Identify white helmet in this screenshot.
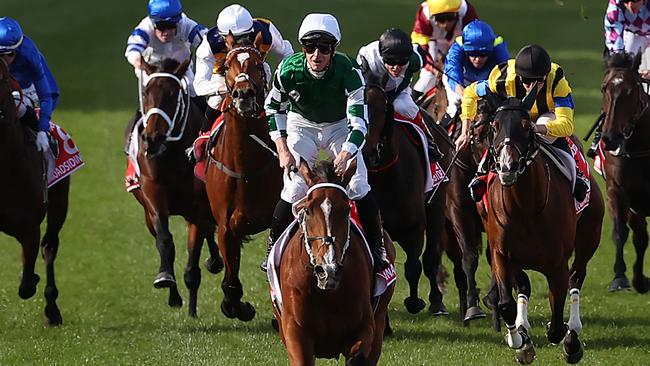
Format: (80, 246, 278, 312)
(298, 13, 341, 46)
(217, 4, 254, 36)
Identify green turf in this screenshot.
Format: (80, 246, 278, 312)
(1, 0, 649, 365)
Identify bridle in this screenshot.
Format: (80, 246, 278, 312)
(294, 183, 351, 268)
(603, 67, 650, 146)
(141, 72, 190, 142)
(489, 103, 539, 179)
(222, 46, 266, 117)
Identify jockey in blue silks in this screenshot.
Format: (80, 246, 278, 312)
(441, 19, 509, 126)
(0, 16, 59, 152)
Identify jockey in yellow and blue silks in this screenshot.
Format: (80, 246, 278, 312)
(0, 17, 59, 153)
(441, 20, 509, 125)
(457, 45, 589, 202)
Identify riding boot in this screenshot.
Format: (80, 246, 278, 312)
(190, 96, 208, 115)
(586, 130, 601, 159)
(19, 106, 39, 131)
(412, 90, 424, 104)
(204, 106, 221, 132)
(469, 152, 490, 203)
(574, 169, 590, 202)
(261, 199, 293, 272)
(355, 194, 390, 273)
(438, 112, 453, 129)
(414, 113, 443, 162)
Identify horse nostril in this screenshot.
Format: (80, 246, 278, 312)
(232, 90, 240, 99)
(314, 265, 326, 278)
(245, 89, 255, 99)
(511, 161, 519, 172)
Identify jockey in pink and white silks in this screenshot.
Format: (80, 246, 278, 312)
(0, 17, 59, 153)
(605, 0, 650, 59)
(261, 14, 389, 273)
(193, 4, 293, 124)
(124, 0, 206, 101)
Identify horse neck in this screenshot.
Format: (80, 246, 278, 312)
(0, 120, 25, 165)
(492, 156, 548, 217)
(218, 109, 269, 158)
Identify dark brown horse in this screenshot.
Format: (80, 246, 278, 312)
(484, 95, 604, 364)
(0, 58, 70, 325)
(600, 51, 650, 293)
(274, 159, 395, 366)
(204, 34, 282, 321)
(364, 83, 450, 316)
(128, 58, 222, 317)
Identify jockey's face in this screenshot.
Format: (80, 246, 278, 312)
(303, 42, 334, 73)
(623, 0, 644, 13)
(0, 51, 16, 65)
(154, 22, 177, 43)
(519, 75, 546, 93)
(384, 63, 406, 78)
(433, 12, 459, 32)
(468, 54, 489, 69)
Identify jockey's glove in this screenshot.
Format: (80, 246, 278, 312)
(35, 131, 50, 152)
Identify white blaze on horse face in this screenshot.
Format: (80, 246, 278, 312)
(237, 52, 250, 67)
(320, 198, 336, 265)
(499, 138, 515, 172)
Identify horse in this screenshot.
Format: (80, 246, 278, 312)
(363, 82, 450, 316)
(127, 57, 223, 317)
(600, 51, 650, 293)
(274, 159, 395, 366)
(204, 33, 282, 321)
(484, 94, 604, 364)
(0, 58, 70, 325)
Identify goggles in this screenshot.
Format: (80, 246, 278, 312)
(303, 42, 333, 55)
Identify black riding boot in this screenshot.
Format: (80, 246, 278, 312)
(469, 153, 491, 202)
(412, 90, 424, 104)
(261, 199, 293, 272)
(586, 130, 601, 159)
(355, 194, 389, 273)
(204, 106, 221, 132)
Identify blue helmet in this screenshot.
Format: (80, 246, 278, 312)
(0, 17, 24, 54)
(148, 0, 183, 24)
(462, 20, 496, 54)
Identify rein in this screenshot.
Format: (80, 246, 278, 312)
(141, 72, 190, 142)
(489, 106, 539, 178)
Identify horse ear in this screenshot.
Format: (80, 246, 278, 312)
(225, 32, 236, 50)
(633, 51, 643, 71)
(298, 158, 317, 187)
(176, 59, 190, 78)
(602, 47, 611, 67)
(521, 85, 537, 111)
(485, 89, 503, 111)
(341, 158, 357, 187)
(253, 31, 263, 51)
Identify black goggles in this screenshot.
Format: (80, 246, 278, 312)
(383, 57, 409, 66)
(467, 51, 489, 57)
(434, 12, 458, 23)
(303, 42, 333, 55)
(622, 0, 642, 3)
(519, 76, 545, 85)
(0, 51, 16, 57)
(155, 21, 178, 31)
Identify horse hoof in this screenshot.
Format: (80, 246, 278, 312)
(547, 322, 569, 345)
(220, 301, 238, 319)
(429, 302, 449, 317)
(562, 330, 584, 364)
(236, 302, 256, 321)
(482, 293, 495, 311)
(404, 297, 426, 314)
(632, 275, 650, 294)
(384, 322, 394, 337)
(44, 307, 63, 326)
(18, 273, 40, 299)
(271, 318, 279, 333)
(608, 276, 631, 292)
(464, 306, 487, 322)
(168, 293, 183, 308)
(515, 335, 536, 365)
(204, 256, 224, 274)
(153, 272, 175, 289)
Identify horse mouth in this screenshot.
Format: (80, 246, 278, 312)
(314, 264, 342, 290)
(498, 172, 518, 186)
(233, 97, 258, 117)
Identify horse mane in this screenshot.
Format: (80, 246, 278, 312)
(311, 160, 342, 186)
(605, 52, 635, 70)
(159, 58, 181, 73)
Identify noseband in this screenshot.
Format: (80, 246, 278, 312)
(141, 72, 190, 142)
(295, 183, 351, 268)
(223, 46, 266, 117)
(490, 104, 539, 177)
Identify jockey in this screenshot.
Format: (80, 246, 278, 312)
(457, 45, 590, 202)
(124, 0, 206, 108)
(356, 28, 441, 161)
(262, 13, 389, 273)
(0, 17, 58, 153)
(194, 4, 294, 125)
(410, 0, 479, 102)
(587, 0, 650, 156)
(441, 20, 509, 126)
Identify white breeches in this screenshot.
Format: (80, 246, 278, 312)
(624, 30, 650, 55)
(205, 62, 272, 110)
(393, 87, 419, 120)
(443, 75, 462, 117)
(413, 68, 438, 94)
(281, 115, 371, 203)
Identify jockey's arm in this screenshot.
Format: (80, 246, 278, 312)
(193, 39, 222, 97)
(267, 22, 294, 60)
(125, 19, 152, 68)
(342, 66, 368, 156)
(265, 64, 293, 169)
(541, 75, 575, 138)
(33, 75, 54, 131)
(178, 16, 207, 49)
(444, 42, 465, 93)
(411, 5, 432, 55)
(460, 81, 480, 130)
(604, 1, 626, 53)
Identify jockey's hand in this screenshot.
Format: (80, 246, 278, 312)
(334, 150, 353, 176)
(640, 69, 650, 79)
(35, 131, 50, 152)
(275, 138, 296, 175)
(455, 131, 470, 151)
(133, 54, 143, 70)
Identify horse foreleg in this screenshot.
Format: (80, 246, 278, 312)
(451, 208, 484, 323)
(283, 321, 315, 366)
(184, 222, 203, 317)
(443, 221, 468, 322)
(514, 271, 531, 333)
(628, 211, 650, 294)
(204, 224, 223, 274)
(608, 193, 631, 291)
(546, 265, 569, 345)
(423, 210, 449, 317)
(492, 251, 521, 348)
(40, 177, 69, 326)
(218, 226, 255, 321)
(151, 212, 182, 308)
(401, 233, 425, 314)
(17, 228, 41, 300)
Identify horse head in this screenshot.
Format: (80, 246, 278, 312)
(293, 158, 356, 290)
(140, 58, 191, 158)
(0, 58, 17, 126)
(490, 91, 538, 185)
(601, 51, 648, 155)
(223, 32, 266, 118)
(363, 83, 393, 168)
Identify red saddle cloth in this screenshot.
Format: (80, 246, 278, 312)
(48, 122, 84, 188)
(192, 114, 226, 182)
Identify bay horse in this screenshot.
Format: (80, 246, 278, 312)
(600, 51, 650, 293)
(204, 33, 282, 321)
(274, 159, 395, 366)
(0, 58, 70, 325)
(363, 82, 450, 316)
(485, 94, 604, 364)
(128, 57, 222, 317)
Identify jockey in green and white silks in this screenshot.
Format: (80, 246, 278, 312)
(261, 13, 389, 273)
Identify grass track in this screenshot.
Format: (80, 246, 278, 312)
(1, 0, 649, 365)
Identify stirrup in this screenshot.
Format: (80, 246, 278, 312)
(185, 146, 196, 164)
(427, 141, 443, 162)
(469, 175, 487, 203)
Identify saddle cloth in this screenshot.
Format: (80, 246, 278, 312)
(267, 215, 397, 314)
(46, 122, 84, 188)
(192, 114, 226, 182)
(593, 141, 607, 179)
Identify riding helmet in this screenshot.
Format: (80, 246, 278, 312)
(515, 45, 551, 79)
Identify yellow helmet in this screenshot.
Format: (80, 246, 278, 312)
(427, 0, 461, 16)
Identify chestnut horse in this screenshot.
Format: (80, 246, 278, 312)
(204, 34, 282, 321)
(485, 95, 604, 364)
(0, 58, 70, 325)
(364, 83, 449, 316)
(600, 51, 650, 293)
(129, 58, 222, 317)
(274, 159, 395, 366)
